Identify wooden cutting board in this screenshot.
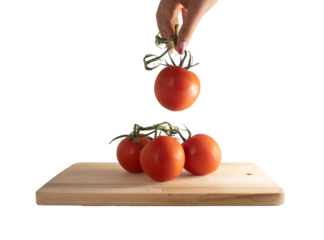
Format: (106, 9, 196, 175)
(36, 162, 284, 206)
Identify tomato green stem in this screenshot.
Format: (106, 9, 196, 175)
(174, 24, 179, 45)
(167, 54, 178, 65)
(139, 126, 154, 131)
(133, 124, 138, 138)
(155, 29, 171, 49)
(168, 126, 187, 142)
(146, 42, 174, 65)
(178, 122, 193, 138)
(107, 134, 128, 145)
(144, 24, 199, 71)
(188, 51, 192, 66)
(109, 121, 192, 154)
(186, 62, 201, 70)
(179, 50, 188, 67)
(139, 130, 156, 139)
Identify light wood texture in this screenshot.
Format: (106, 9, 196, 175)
(36, 162, 284, 206)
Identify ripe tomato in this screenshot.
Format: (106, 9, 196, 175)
(140, 136, 185, 181)
(154, 66, 200, 111)
(182, 134, 221, 175)
(117, 137, 150, 173)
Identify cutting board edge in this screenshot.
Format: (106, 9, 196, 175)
(35, 162, 285, 206)
(36, 190, 285, 206)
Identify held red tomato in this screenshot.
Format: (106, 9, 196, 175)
(154, 66, 200, 111)
(140, 136, 185, 181)
(182, 134, 221, 175)
(117, 137, 150, 173)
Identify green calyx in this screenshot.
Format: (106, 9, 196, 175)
(109, 121, 192, 153)
(144, 24, 199, 71)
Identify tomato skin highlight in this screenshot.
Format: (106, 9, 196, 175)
(182, 134, 221, 175)
(117, 137, 150, 173)
(140, 136, 185, 181)
(154, 66, 200, 111)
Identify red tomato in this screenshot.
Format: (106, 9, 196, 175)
(154, 66, 200, 111)
(117, 137, 150, 173)
(140, 136, 185, 181)
(182, 134, 221, 175)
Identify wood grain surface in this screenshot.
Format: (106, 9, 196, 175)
(36, 162, 284, 206)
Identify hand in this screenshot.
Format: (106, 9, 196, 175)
(156, 0, 218, 54)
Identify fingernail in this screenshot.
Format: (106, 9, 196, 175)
(177, 41, 187, 55)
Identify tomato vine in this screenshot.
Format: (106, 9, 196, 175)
(143, 24, 199, 71)
(110, 121, 192, 152)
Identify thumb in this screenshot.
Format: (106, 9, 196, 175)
(176, 8, 204, 55)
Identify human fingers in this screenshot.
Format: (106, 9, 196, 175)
(181, 8, 187, 22)
(155, 0, 181, 54)
(156, 1, 174, 53)
(156, 1, 163, 37)
(175, 0, 219, 55)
